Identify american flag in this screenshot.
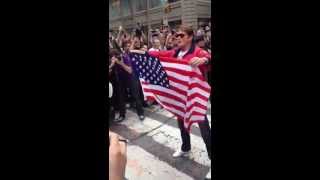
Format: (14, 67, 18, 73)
(130, 52, 211, 131)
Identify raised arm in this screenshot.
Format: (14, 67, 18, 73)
(113, 56, 133, 74)
(141, 30, 147, 44)
(197, 48, 211, 61)
(148, 49, 175, 59)
(189, 48, 212, 73)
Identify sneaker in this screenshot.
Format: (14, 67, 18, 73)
(114, 115, 125, 123)
(205, 168, 211, 179)
(139, 115, 145, 121)
(172, 150, 191, 158)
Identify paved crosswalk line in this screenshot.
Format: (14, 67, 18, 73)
(125, 145, 194, 180)
(148, 123, 211, 167)
(121, 109, 211, 167)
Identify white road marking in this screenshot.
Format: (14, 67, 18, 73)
(125, 145, 194, 180)
(120, 108, 211, 167)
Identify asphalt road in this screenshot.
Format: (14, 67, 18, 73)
(110, 104, 212, 180)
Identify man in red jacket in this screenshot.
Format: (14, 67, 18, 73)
(148, 24, 212, 179)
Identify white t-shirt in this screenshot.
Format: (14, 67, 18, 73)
(177, 49, 188, 59)
(149, 48, 160, 52)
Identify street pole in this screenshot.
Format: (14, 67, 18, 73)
(119, 0, 123, 27)
(147, 0, 151, 48)
(163, 0, 170, 26)
(128, 0, 134, 23)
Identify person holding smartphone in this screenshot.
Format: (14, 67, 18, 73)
(113, 40, 145, 122)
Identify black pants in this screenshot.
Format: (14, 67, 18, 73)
(178, 116, 212, 160)
(118, 75, 144, 116)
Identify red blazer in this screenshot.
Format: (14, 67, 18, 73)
(148, 44, 211, 77)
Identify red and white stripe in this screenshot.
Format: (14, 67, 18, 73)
(140, 57, 211, 131)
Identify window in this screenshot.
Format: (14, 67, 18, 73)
(150, 0, 165, 8)
(168, 0, 180, 3)
(136, 0, 147, 11)
(109, 0, 120, 17)
(168, 20, 182, 29)
(120, 0, 130, 16)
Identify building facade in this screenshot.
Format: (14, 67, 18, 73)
(109, 0, 211, 31)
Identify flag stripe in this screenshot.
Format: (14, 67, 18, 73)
(188, 115, 206, 121)
(131, 53, 211, 131)
(187, 97, 209, 109)
(142, 88, 186, 105)
(158, 57, 190, 65)
(167, 76, 189, 87)
(166, 70, 190, 82)
(190, 78, 211, 89)
(143, 92, 185, 119)
(186, 101, 207, 113)
(185, 106, 207, 118)
(188, 90, 210, 101)
(185, 111, 205, 118)
(141, 82, 187, 101)
(164, 67, 205, 81)
(168, 79, 189, 91)
(169, 85, 188, 97)
(154, 95, 186, 111)
(161, 102, 185, 115)
(161, 62, 193, 72)
(189, 82, 211, 92)
(142, 79, 188, 96)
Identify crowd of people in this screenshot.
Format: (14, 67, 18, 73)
(108, 22, 213, 179)
(108, 22, 212, 123)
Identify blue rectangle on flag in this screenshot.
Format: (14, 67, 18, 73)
(130, 52, 170, 88)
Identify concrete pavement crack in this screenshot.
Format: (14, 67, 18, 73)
(128, 108, 175, 144)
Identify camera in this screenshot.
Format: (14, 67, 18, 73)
(135, 22, 143, 37)
(135, 29, 142, 37)
(171, 29, 176, 35)
(152, 33, 159, 38)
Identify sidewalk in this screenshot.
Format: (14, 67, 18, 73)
(110, 104, 212, 180)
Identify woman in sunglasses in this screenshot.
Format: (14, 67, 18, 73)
(148, 24, 212, 179)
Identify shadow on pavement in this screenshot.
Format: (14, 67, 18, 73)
(112, 125, 209, 180)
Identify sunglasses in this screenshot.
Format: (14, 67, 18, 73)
(175, 33, 186, 38)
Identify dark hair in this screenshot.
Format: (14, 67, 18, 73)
(122, 41, 130, 49)
(178, 24, 194, 37)
(152, 33, 159, 38)
(173, 25, 197, 58)
(109, 49, 120, 58)
(195, 35, 205, 43)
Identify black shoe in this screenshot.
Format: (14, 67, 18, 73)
(114, 115, 125, 123)
(139, 115, 145, 121)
